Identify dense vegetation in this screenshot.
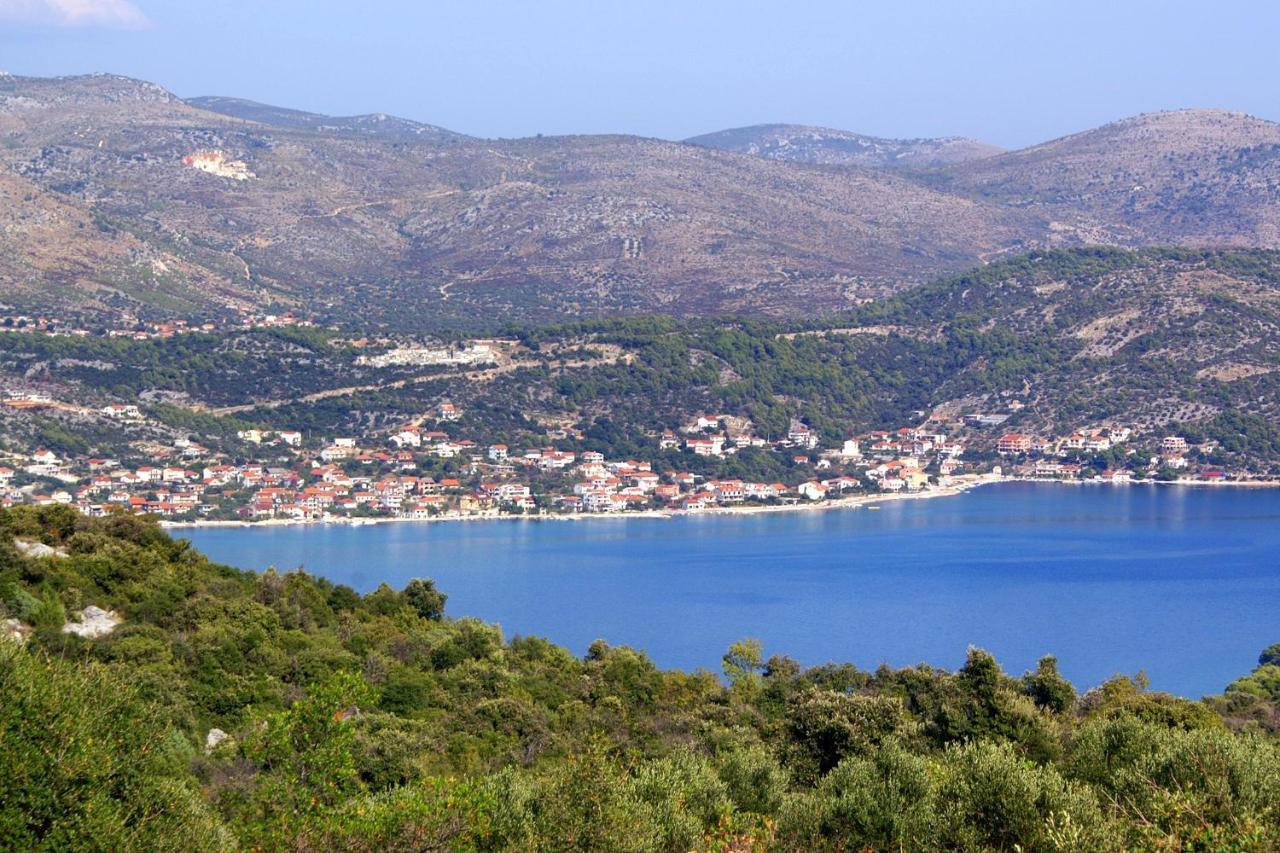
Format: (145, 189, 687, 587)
(2, 505, 1279, 850)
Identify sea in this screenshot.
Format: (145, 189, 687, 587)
(185, 482, 1280, 697)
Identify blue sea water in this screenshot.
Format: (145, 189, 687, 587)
(184, 482, 1280, 697)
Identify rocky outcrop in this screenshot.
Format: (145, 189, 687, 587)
(2, 618, 28, 644)
(62, 605, 121, 639)
(14, 539, 68, 559)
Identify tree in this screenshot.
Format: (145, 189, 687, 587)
(785, 688, 914, 781)
(937, 740, 1112, 850)
(1022, 655, 1077, 713)
(403, 577, 447, 621)
(776, 741, 935, 849)
(722, 638, 764, 690)
(242, 672, 375, 847)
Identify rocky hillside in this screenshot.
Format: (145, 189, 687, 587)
(934, 109, 1280, 247)
(0, 74, 1037, 327)
(685, 123, 1003, 169)
(3, 75, 1280, 330)
(184, 96, 470, 143)
(7, 248, 1276, 471)
(873, 247, 1280, 438)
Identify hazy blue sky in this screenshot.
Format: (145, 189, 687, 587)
(2, 0, 1276, 146)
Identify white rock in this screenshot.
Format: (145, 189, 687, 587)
(62, 605, 121, 639)
(205, 728, 229, 751)
(14, 540, 68, 559)
(2, 618, 28, 644)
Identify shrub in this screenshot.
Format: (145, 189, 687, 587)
(776, 740, 936, 850)
(0, 644, 231, 851)
(936, 739, 1116, 851)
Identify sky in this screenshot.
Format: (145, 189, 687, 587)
(1, 0, 1277, 147)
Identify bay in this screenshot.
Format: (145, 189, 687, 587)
(185, 482, 1280, 697)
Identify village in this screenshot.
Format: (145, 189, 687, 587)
(0, 389, 1248, 524)
(993, 427, 1230, 483)
(0, 309, 314, 341)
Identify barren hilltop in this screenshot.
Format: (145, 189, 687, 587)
(685, 123, 1004, 169)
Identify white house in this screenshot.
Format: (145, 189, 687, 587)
(390, 428, 422, 448)
(685, 435, 726, 457)
(798, 481, 829, 501)
(788, 419, 818, 449)
(102, 404, 143, 420)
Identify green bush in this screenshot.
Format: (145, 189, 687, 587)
(1066, 714, 1280, 847)
(0, 644, 231, 851)
(936, 739, 1116, 851)
(776, 740, 936, 850)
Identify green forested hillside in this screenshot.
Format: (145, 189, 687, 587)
(2, 506, 1279, 850)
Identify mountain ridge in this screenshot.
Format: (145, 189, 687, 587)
(685, 123, 1004, 169)
(934, 108, 1280, 246)
(3, 73, 1280, 329)
(184, 95, 470, 143)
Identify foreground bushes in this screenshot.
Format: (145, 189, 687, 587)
(0, 644, 231, 852)
(2, 505, 1280, 850)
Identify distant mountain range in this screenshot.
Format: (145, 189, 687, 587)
(685, 124, 1004, 170)
(2, 72, 1279, 329)
(185, 96, 469, 143)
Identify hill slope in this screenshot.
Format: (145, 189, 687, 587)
(185, 95, 470, 142)
(873, 247, 1280, 440)
(936, 109, 1280, 246)
(5, 248, 1277, 470)
(0, 74, 1038, 327)
(685, 123, 1003, 169)
(4, 77, 1280, 330)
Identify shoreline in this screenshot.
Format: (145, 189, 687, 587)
(161, 475, 1005, 530)
(159, 474, 1280, 532)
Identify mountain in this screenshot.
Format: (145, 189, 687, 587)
(185, 95, 469, 143)
(3, 75, 1280, 330)
(935, 109, 1280, 246)
(685, 123, 1003, 169)
(0, 74, 1037, 327)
